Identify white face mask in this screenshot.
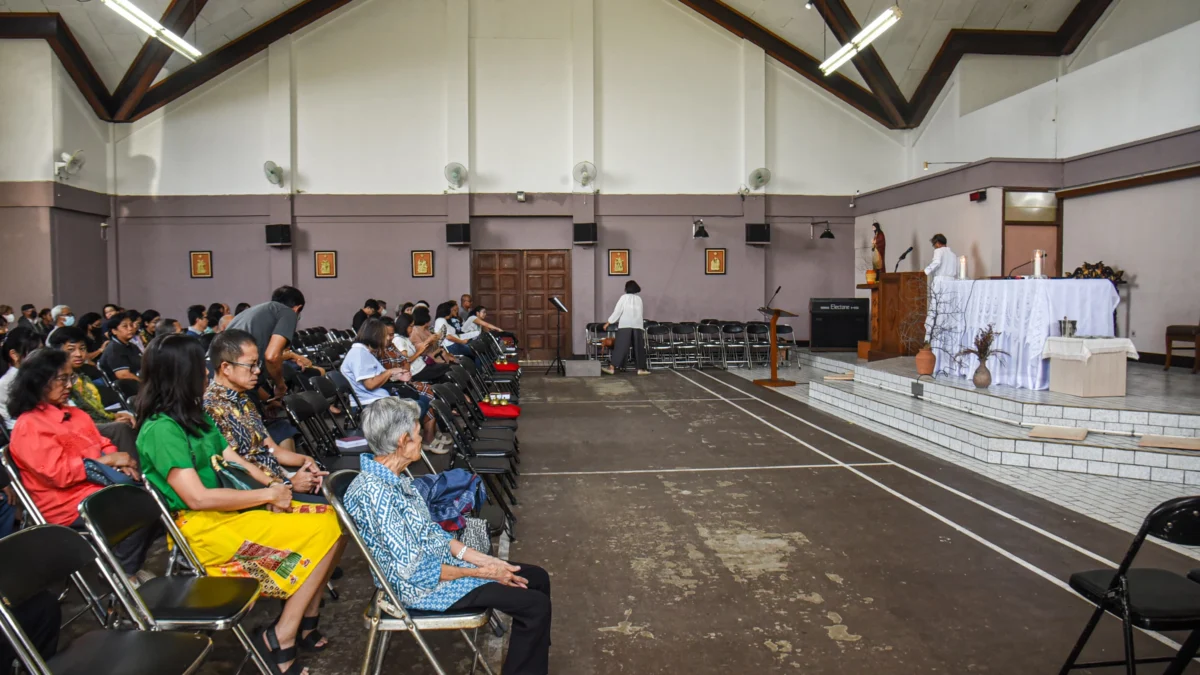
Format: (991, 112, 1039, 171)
(63, 315, 76, 327)
(2, 314, 12, 323)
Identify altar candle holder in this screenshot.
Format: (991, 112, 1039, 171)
(957, 255, 968, 280)
(1032, 249, 1046, 278)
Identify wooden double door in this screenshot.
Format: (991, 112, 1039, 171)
(472, 250, 571, 361)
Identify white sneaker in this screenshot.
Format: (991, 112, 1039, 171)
(424, 436, 452, 455)
(637, 369, 651, 375)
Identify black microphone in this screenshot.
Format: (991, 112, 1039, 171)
(1007, 260, 1034, 277)
(893, 246, 914, 273)
(766, 285, 782, 307)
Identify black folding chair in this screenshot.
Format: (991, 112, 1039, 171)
(1059, 496, 1200, 674)
(444, 368, 519, 435)
(0, 525, 213, 675)
(323, 471, 495, 675)
(328, 370, 365, 427)
(426, 400, 518, 537)
(77, 485, 271, 674)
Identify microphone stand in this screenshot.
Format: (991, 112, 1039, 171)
(893, 248, 913, 273)
(1007, 260, 1034, 277)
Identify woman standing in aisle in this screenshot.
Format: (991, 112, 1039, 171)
(602, 280, 649, 375)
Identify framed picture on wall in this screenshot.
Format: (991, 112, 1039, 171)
(412, 250, 434, 278)
(608, 249, 630, 276)
(705, 248, 726, 275)
(315, 251, 337, 278)
(189, 251, 212, 279)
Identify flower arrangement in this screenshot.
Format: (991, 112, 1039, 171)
(957, 324, 1010, 387)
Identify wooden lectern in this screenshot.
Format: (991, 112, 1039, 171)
(856, 272, 927, 361)
(753, 306, 798, 387)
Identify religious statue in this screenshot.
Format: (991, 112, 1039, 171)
(871, 222, 886, 273)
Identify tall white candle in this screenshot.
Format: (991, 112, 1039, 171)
(1033, 249, 1046, 278)
(957, 255, 967, 280)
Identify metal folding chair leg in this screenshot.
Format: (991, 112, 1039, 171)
(460, 626, 497, 675)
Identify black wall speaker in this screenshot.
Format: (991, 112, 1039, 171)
(573, 222, 597, 245)
(746, 223, 770, 245)
(446, 223, 471, 246)
(265, 224, 291, 247)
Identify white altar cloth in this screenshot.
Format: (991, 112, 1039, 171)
(931, 278, 1119, 390)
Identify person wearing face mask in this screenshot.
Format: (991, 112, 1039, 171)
(16, 305, 39, 333)
(78, 312, 106, 363)
(0, 306, 14, 335)
(0, 314, 8, 338)
(44, 305, 75, 346)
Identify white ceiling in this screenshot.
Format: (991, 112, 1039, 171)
(0, 0, 300, 91)
(721, 0, 1078, 97)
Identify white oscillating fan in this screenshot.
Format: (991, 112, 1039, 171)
(445, 162, 467, 189)
(263, 161, 284, 187)
(748, 167, 772, 190)
(573, 161, 597, 187)
(54, 150, 85, 180)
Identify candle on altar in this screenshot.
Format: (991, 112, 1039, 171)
(1032, 249, 1046, 278)
(957, 255, 968, 280)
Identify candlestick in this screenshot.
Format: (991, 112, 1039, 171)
(1032, 249, 1046, 278)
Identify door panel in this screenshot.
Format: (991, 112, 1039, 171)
(1003, 224, 1061, 277)
(51, 209, 108, 311)
(471, 248, 570, 361)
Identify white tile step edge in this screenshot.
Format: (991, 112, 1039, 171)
(809, 380, 1200, 486)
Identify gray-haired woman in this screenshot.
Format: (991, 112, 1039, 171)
(602, 279, 649, 375)
(343, 398, 554, 674)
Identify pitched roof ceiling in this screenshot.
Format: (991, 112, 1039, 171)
(0, 0, 1107, 126)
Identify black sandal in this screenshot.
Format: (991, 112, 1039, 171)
(298, 615, 328, 652)
(256, 622, 306, 675)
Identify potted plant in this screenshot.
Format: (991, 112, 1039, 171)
(957, 324, 1009, 388)
(899, 277, 961, 377)
(856, 244, 877, 284)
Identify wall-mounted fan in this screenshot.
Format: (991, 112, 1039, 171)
(263, 161, 285, 187)
(445, 162, 467, 189)
(54, 150, 85, 180)
(573, 161, 597, 187)
(748, 167, 772, 190)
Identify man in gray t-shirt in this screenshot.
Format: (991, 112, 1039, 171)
(225, 286, 305, 397)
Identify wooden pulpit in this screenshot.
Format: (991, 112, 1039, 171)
(856, 272, 927, 361)
(753, 306, 798, 387)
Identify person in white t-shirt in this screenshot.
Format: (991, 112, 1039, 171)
(393, 314, 451, 383)
(434, 301, 479, 366)
(459, 307, 502, 341)
(602, 280, 649, 375)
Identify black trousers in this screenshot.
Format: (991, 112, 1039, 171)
(610, 328, 647, 370)
(412, 363, 451, 383)
(447, 563, 551, 675)
(0, 591, 60, 674)
(97, 421, 138, 461)
(70, 519, 161, 576)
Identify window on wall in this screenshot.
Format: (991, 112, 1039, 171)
(1002, 190, 1062, 277)
(1003, 191, 1058, 223)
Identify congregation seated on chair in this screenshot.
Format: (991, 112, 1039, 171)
(343, 397, 552, 675)
(134, 333, 345, 675)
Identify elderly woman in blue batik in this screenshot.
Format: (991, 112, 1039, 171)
(344, 397, 553, 675)
(204, 330, 327, 499)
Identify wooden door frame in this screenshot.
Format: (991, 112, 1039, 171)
(1001, 188, 1063, 277)
(470, 248, 573, 360)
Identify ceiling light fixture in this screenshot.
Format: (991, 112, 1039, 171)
(810, 221, 835, 240)
(99, 0, 202, 62)
(819, 5, 901, 76)
(693, 219, 710, 239)
(923, 161, 970, 171)
(805, 1, 814, 8)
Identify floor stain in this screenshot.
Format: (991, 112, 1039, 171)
(825, 572, 845, 585)
(598, 609, 656, 640)
(825, 624, 863, 642)
(696, 524, 810, 582)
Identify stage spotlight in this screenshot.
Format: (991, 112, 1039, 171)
(693, 219, 710, 239)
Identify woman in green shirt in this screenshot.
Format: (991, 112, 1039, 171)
(135, 334, 344, 675)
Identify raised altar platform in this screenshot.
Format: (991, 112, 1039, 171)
(794, 350, 1200, 485)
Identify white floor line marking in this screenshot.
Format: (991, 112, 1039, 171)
(521, 397, 753, 404)
(524, 462, 892, 477)
(670, 370, 1187, 656)
(686, 369, 1121, 568)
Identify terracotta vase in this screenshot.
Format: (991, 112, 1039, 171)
(915, 347, 935, 376)
(865, 269, 878, 284)
(973, 363, 992, 388)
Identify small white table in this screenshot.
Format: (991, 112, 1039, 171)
(1041, 337, 1139, 397)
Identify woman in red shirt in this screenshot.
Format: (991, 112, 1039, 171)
(7, 348, 152, 576)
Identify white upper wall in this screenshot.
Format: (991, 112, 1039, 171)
(52, 61, 111, 195)
(914, 15, 1200, 173)
(0, 42, 54, 183)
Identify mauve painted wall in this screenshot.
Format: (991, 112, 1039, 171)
(0, 207, 54, 309)
(766, 221, 855, 341)
(118, 219, 274, 319)
(595, 217, 768, 324)
(294, 219, 453, 330)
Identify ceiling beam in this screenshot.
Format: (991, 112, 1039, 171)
(111, 0, 210, 122)
(130, 0, 356, 121)
(676, 0, 893, 128)
(907, 0, 1113, 128)
(0, 13, 114, 120)
(810, 0, 907, 128)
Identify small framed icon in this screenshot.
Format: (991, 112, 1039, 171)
(412, 250, 435, 278)
(315, 251, 337, 278)
(705, 248, 726, 275)
(190, 251, 212, 279)
(608, 249, 630, 276)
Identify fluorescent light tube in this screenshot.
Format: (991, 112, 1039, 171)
(820, 5, 901, 76)
(100, 0, 202, 62)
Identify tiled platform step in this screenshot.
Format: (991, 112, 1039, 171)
(809, 379, 1200, 486)
(794, 350, 1200, 438)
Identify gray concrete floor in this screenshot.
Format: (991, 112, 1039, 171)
(63, 370, 1200, 673)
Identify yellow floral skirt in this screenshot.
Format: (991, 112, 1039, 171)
(175, 503, 342, 599)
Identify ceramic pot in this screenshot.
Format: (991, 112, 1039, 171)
(865, 269, 878, 284)
(973, 363, 992, 388)
(915, 347, 935, 376)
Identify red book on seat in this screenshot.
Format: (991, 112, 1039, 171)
(494, 363, 519, 372)
(478, 402, 520, 419)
